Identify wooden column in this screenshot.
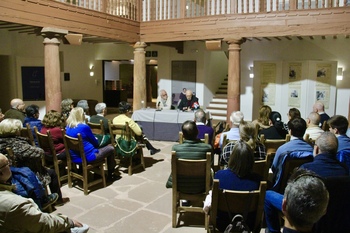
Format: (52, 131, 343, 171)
(133, 42, 147, 110)
(226, 38, 246, 123)
(43, 37, 62, 112)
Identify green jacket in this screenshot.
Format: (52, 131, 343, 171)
(166, 139, 212, 193)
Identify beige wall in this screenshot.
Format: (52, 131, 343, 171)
(0, 29, 349, 121)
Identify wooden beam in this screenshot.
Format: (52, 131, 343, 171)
(274, 37, 281, 41)
(285, 36, 292, 40)
(297, 36, 303, 40)
(263, 37, 271, 41)
(309, 36, 314, 39)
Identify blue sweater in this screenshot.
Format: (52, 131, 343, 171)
(65, 123, 99, 163)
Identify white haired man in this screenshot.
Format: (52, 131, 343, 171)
(90, 102, 109, 133)
(4, 98, 26, 123)
(156, 89, 172, 110)
(219, 111, 244, 148)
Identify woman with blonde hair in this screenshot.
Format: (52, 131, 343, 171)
(220, 120, 266, 165)
(252, 105, 272, 131)
(65, 107, 116, 180)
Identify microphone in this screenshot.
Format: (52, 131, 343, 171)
(157, 102, 162, 111)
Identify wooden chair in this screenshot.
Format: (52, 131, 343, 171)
(252, 153, 274, 181)
(34, 126, 67, 187)
(21, 123, 35, 146)
(179, 131, 209, 144)
(272, 154, 313, 194)
(304, 134, 316, 147)
(62, 129, 106, 195)
(5, 147, 54, 212)
(260, 134, 291, 154)
(321, 120, 329, 131)
(209, 179, 267, 233)
(172, 151, 211, 229)
(108, 121, 145, 176)
(87, 120, 105, 135)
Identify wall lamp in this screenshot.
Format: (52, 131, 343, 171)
(337, 67, 343, 80)
(249, 66, 254, 78)
(89, 65, 94, 77)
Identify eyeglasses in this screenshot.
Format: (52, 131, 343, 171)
(0, 160, 11, 170)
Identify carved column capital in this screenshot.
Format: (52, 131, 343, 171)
(226, 38, 246, 47)
(133, 42, 147, 50)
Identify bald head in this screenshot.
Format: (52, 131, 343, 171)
(185, 90, 193, 100)
(313, 101, 325, 113)
(10, 98, 25, 111)
(194, 109, 206, 123)
(159, 89, 168, 100)
(315, 131, 338, 155)
(307, 112, 321, 126)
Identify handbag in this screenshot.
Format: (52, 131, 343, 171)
(115, 128, 138, 158)
(224, 214, 250, 233)
(94, 134, 111, 148)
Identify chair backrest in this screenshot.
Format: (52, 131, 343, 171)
(210, 179, 267, 232)
(272, 152, 314, 194)
(108, 121, 132, 147)
(5, 147, 16, 166)
(222, 134, 228, 148)
(179, 131, 209, 144)
(252, 153, 274, 181)
(21, 123, 35, 146)
(322, 120, 329, 131)
(172, 151, 211, 194)
(314, 176, 350, 232)
(260, 134, 290, 154)
(34, 126, 57, 166)
(87, 120, 105, 135)
(62, 129, 87, 167)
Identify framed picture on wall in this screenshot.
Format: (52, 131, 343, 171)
(21, 66, 45, 101)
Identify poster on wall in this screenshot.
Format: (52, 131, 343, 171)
(21, 66, 45, 101)
(315, 63, 332, 108)
(288, 62, 302, 108)
(260, 63, 276, 105)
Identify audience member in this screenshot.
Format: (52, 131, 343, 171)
(284, 108, 301, 131)
(265, 132, 348, 233)
(304, 112, 324, 140)
(194, 109, 214, 143)
(327, 115, 350, 152)
(61, 98, 74, 119)
(313, 101, 330, 127)
(0, 119, 69, 206)
(156, 89, 172, 110)
(178, 89, 200, 111)
(166, 120, 212, 189)
(271, 118, 313, 185)
(66, 107, 116, 180)
(76, 100, 90, 121)
(219, 111, 244, 148)
(282, 170, 329, 233)
(0, 153, 89, 232)
(221, 121, 266, 165)
(23, 104, 42, 145)
(252, 105, 272, 131)
(89, 102, 109, 133)
(112, 101, 160, 155)
(4, 98, 26, 123)
(40, 110, 66, 160)
(178, 88, 187, 102)
(205, 141, 262, 232)
(259, 111, 287, 140)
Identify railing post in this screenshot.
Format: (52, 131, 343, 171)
(289, 0, 297, 10)
(258, 0, 266, 12)
(231, 0, 238, 13)
(180, 0, 186, 18)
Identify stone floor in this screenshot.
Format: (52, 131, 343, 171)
(53, 140, 266, 233)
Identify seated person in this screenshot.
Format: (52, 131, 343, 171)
(156, 89, 172, 110)
(304, 112, 324, 140)
(284, 108, 301, 131)
(313, 101, 330, 127)
(166, 120, 212, 189)
(259, 111, 287, 140)
(112, 101, 160, 155)
(0, 153, 89, 232)
(77, 100, 90, 121)
(221, 121, 266, 165)
(40, 110, 66, 160)
(194, 109, 214, 144)
(23, 104, 42, 145)
(271, 118, 313, 187)
(61, 98, 74, 119)
(0, 119, 69, 206)
(282, 169, 329, 233)
(205, 141, 262, 232)
(219, 111, 244, 148)
(4, 98, 26, 123)
(65, 107, 116, 180)
(177, 89, 200, 111)
(89, 102, 109, 133)
(252, 105, 272, 131)
(327, 115, 350, 152)
(265, 132, 348, 233)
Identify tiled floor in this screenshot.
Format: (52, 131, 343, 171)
(54, 140, 266, 233)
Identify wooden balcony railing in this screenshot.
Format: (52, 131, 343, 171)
(55, 0, 349, 21)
